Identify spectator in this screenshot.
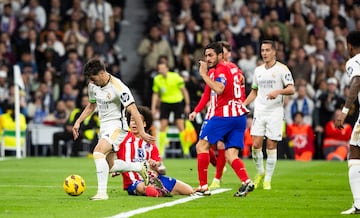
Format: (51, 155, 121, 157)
(323, 109, 352, 161)
(313, 77, 345, 159)
(138, 25, 174, 74)
(87, 0, 114, 37)
(0, 3, 17, 36)
(285, 83, 315, 126)
(286, 112, 315, 161)
(43, 99, 68, 126)
(0, 70, 9, 109)
(20, 0, 47, 30)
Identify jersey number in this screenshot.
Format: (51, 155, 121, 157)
(233, 75, 242, 98)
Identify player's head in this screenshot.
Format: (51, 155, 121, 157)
(157, 62, 169, 76)
(204, 42, 223, 68)
(346, 30, 360, 57)
(83, 58, 108, 86)
(260, 40, 276, 63)
(218, 41, 231, 61)
(126, 105, 153, 134)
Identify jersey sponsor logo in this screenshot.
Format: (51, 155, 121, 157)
(121, 92, 130, 102)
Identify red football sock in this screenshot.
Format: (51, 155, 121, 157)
(209, 147, 217, 167)
(197, 153, 210, 186)
(231, 158, 249, 183)
(145, 186, 160, 197)
(215, 149, 226, 180)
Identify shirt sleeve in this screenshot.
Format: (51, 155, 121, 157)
(194, 85, 211, 113)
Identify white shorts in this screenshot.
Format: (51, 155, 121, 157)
(350, 117, 360, 146)
(99, 121, 128, 152)
(250, 111, 284, 141)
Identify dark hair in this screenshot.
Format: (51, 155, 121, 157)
(261, 40, 277, 50)
(347, 30, 360, 48)
(126, 105, 153, 132)
(83, 58, 106, 77)
(292, 111, 304, 120)
(219, 41, 231, 52)
(204, 42, 223, 55)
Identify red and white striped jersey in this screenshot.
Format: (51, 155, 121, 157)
(116, 131, 161, 190)
(213, 62, 249, 117)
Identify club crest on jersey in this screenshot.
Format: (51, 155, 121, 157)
(106, 92, 111, 100)
(121, 92, 130, 102)
(137, 149, 145, 159)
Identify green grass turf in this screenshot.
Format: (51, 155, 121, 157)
(0, 157, 351, 218)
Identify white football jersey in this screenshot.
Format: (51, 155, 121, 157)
(252, 61, 294, 112)
(345, 53, 360, 103)
(88, 75, 135, 130)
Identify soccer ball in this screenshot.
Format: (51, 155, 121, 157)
(63, 175, 86, 196)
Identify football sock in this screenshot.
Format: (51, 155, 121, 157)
(215, 149, 226, 180)
(109, 159, 142, 172)
(348, 160, 360, 209)
(209, 147, 217, 167)
(179, 130, 191, 156)
(93, 152, 108, 194)
(159, 131, 167, 157)
(231, 158, 249, 183)
(197, 152, 210, 186)
(265, 149, 277, 182)
(252, 148, 264, 175)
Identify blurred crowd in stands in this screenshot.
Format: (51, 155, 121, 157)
(0, 0, 359, 159)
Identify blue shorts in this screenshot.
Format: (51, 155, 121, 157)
(127, 175, 177, 195)
(159, 175, 177, 192)
(199, 116, 246, 149)
(127, 180, 142, 195)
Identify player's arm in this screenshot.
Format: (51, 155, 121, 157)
(73, 102, 96, 140)
(336, 76, 360, 129)
(243, 88, 257, 107)
(199, 60, 224, 94)
(189, 85, 211, 121)
(151, 92, 160, 116)
(127, 103, 155, 144)
(267, 84, 295, 100)
(180, 86, 191, 114)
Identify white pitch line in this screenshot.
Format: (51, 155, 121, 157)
(110, 188, 231, 218)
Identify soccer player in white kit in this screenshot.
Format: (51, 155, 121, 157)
(335, 30, 360, 214)
(72, 59, 155, 200)
(243, 40, 295, 190)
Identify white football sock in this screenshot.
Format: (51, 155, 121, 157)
(348, 160, 360, 209)
(93, 152, 109, 195)
(109, 159, 142, 172)
(252, 148, 264, 175)
(264, 149, 277, 182)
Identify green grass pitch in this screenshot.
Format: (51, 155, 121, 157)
(0, 157, 351, 218)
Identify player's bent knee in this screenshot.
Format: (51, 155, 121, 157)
(93, 151, 106, 159)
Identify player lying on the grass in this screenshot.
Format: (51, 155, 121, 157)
(111, 105, 194, 197)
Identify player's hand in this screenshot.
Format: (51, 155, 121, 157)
(141, 132, 156, 144)
(198, 60, 207, 77)
(266, 90, 279, 100)
(335, 112, 347, 129)
(184, 105, 191, 115)
(72, 122, 80, 140)
(188, 111, 197, 121)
